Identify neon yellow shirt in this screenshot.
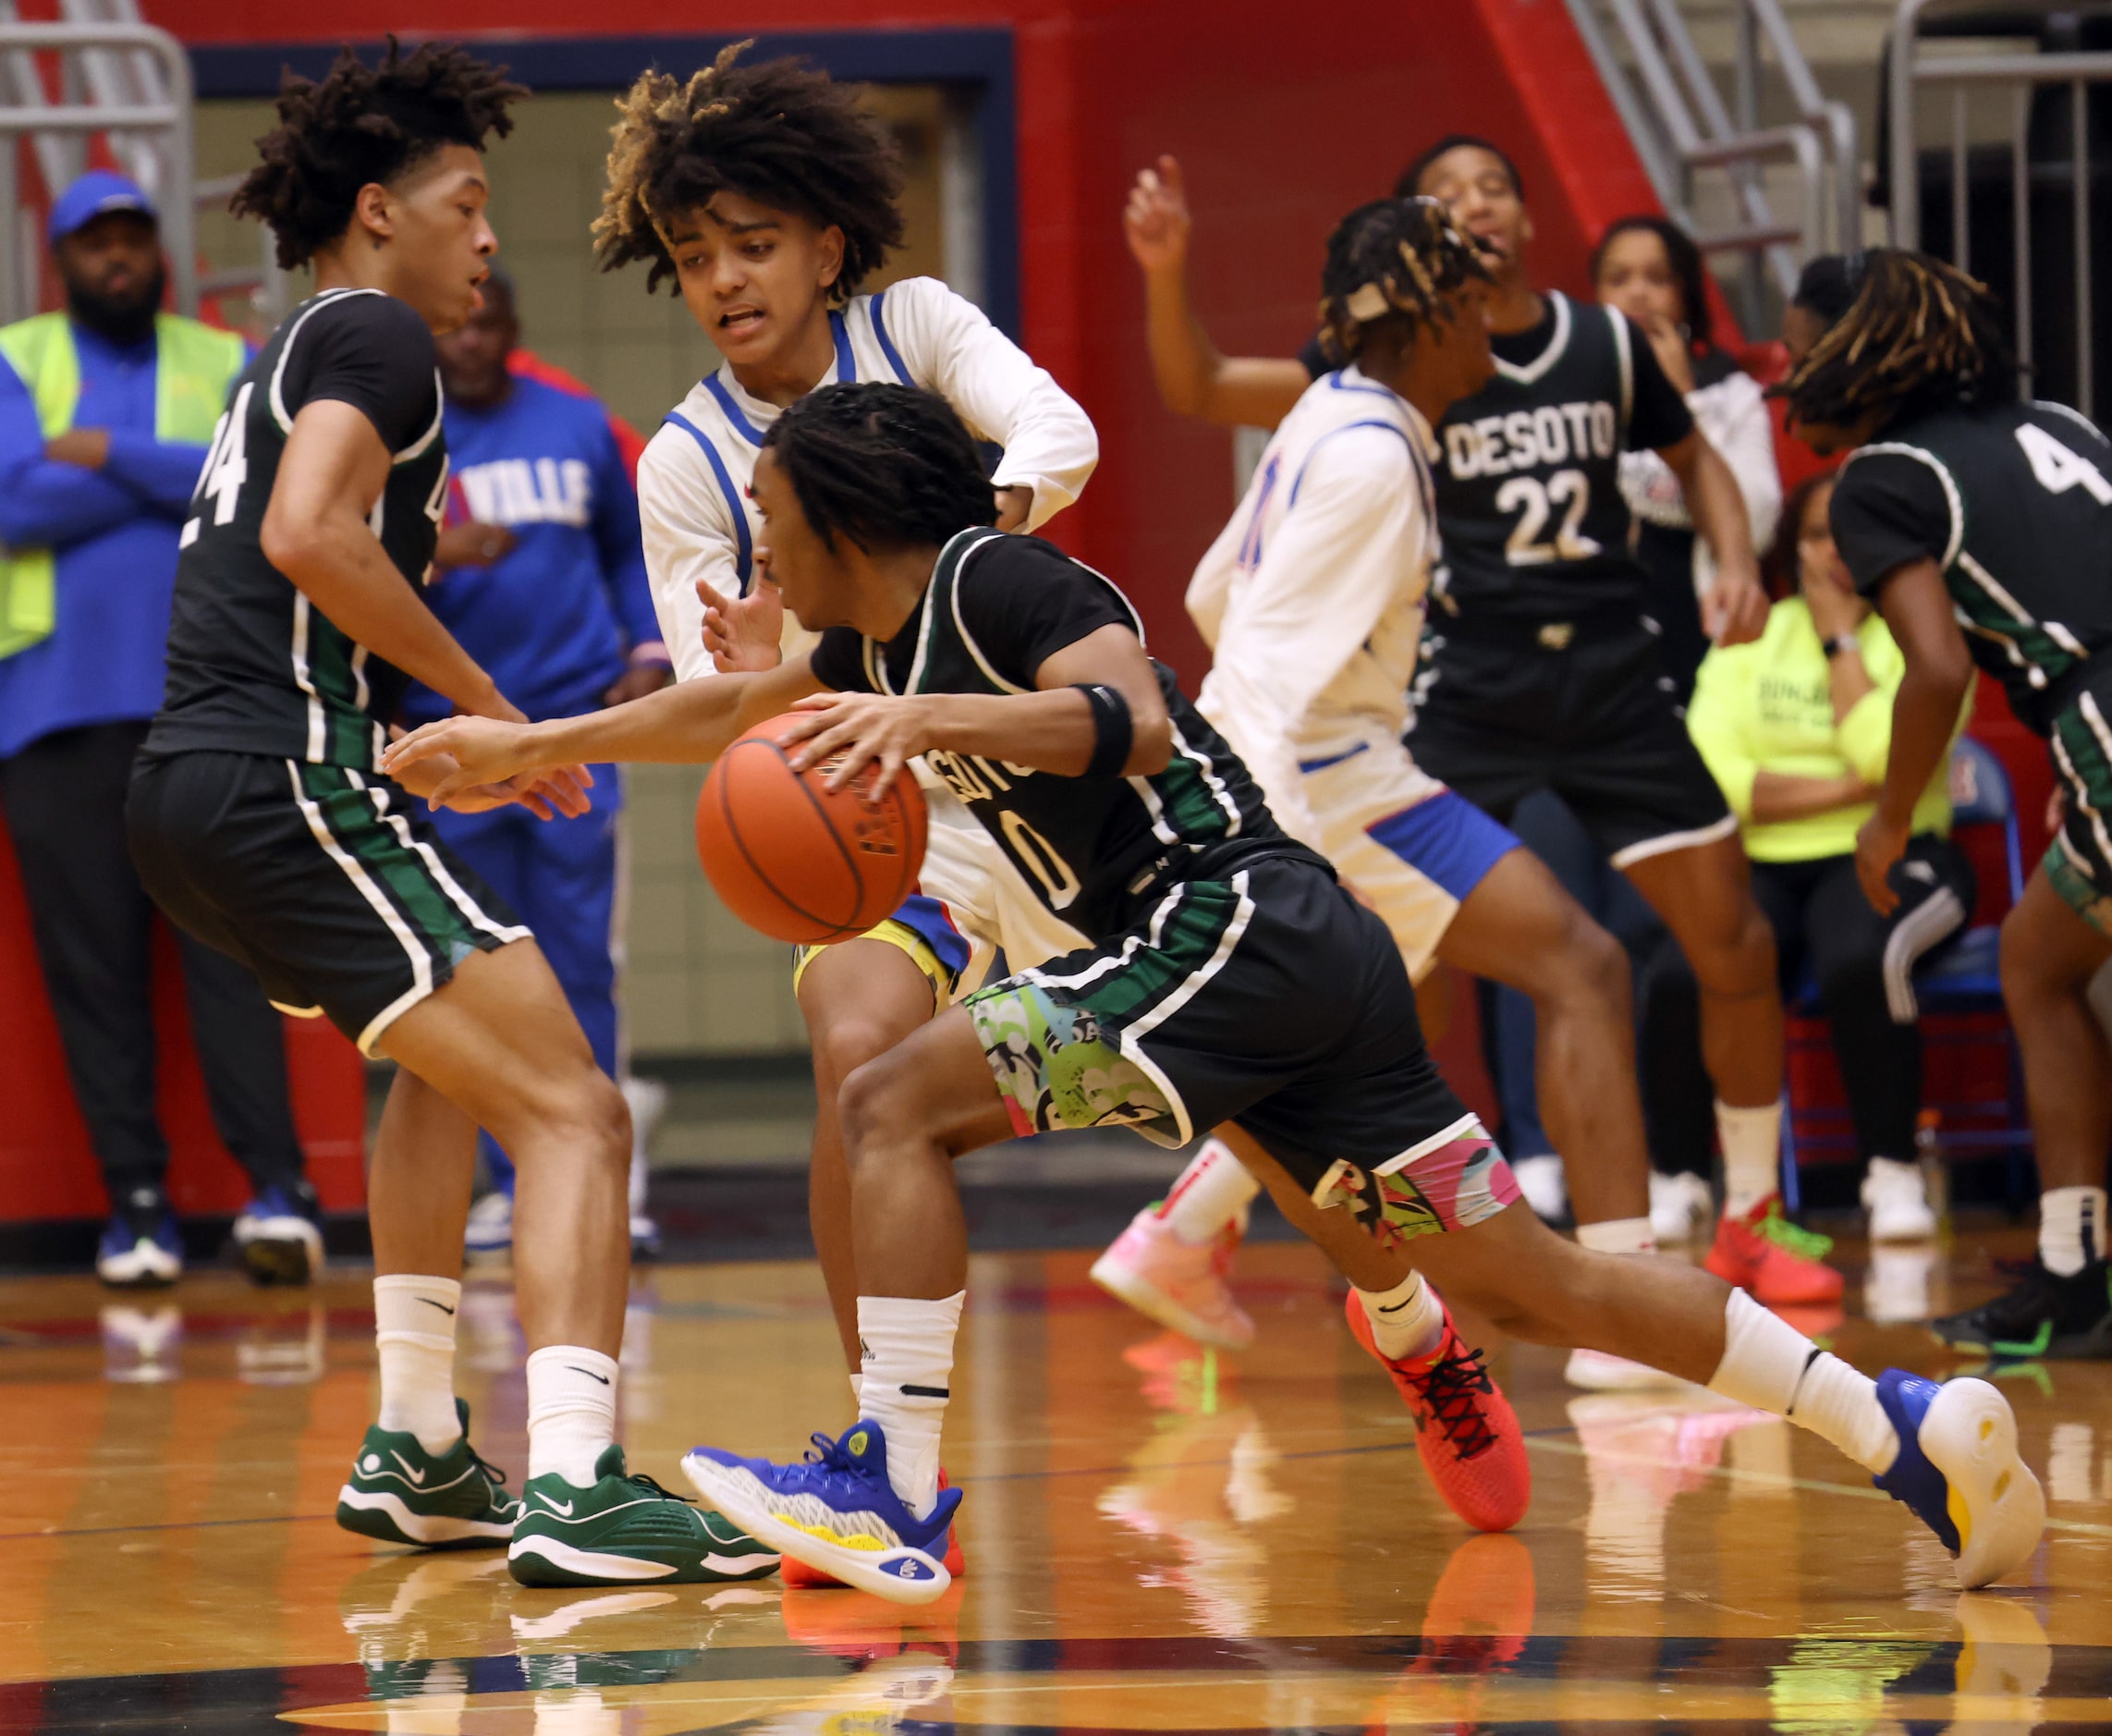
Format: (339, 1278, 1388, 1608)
(1686, 595, 1965, 862)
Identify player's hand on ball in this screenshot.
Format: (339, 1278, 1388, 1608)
(780, 691, 931, 803)
(700, 576, 784, 674)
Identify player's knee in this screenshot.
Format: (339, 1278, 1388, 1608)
(836, 1052, 918, 1171)
(809, 1002, 923, 1093)
(512, 1068, 631, 1174)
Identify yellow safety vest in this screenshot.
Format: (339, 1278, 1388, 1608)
(0, 312, 245, 659)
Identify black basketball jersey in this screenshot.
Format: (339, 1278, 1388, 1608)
(144, 288, 447, 770)
(809, 528, 1305, 939)
(1429, 291, 1692, 620)
(1830, 399, 2112, 733)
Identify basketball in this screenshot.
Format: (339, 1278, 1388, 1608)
(694, 712, 929, 944)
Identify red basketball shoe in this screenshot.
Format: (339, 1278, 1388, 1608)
(1704, 1195, 1845, 1306)
(1344, 1290, 1530, 1533)
(779, 1466, 964, 1589)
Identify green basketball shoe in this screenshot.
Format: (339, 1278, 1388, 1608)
(336, 1400, 523, 1549)
(508, 1445, 780, 1586)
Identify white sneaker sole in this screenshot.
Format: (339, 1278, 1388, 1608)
(1088, 1252, 1254, 1350)
(98, 1242, 181, 1287)
(236, 1215, 323, 1282)
(681, 1452, 949, 1606)
(336, 1485, 515, 1546)
(507, 1534, 679, 1582)
(1563, 1349, 1695, 1392)
(1915, 1377, 2045, 1589)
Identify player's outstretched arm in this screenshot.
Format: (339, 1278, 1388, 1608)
(384, 653, 829, 804)
(1126, 155, 1307, 430)
(262, 401, 516, 722)
(780, 624, 1172, 797)
(1659, 428, 1767, 643)
(1857, 557, 1974, 914)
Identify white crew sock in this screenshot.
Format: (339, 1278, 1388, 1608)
(1707, 1288, 1897, 1473)
(525, 1345, 619, 1488)
(1157, 1138, 1261, 1244)
(2040, 1186, 2107, 1277)
(1355, 1272, 1445, 1361)
(1576, 1216, 1657, 1257)
(856, 1291, 963, 1519)
(373, 1275, 463, 1455)
(848, 1371, 864, 1412)
(1716, 1100, 1783, 1218)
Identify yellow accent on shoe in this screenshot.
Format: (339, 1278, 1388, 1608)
(787, 1520, 886, 1552)
(1948, 1483, 1972, 1551)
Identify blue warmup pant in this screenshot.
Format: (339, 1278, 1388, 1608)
(428, 764, 621, 1192)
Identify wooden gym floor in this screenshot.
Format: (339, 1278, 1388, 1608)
(2, 1228, 2109, 1733)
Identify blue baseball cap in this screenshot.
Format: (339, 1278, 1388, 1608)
(48, 170, 157, 244)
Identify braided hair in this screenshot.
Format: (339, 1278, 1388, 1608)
(595, 43, 905, 297)
(1776, 248, 2018, 430)
(231, 39, 524, 270)
(1316, 196, 1494, 367)
(763, 384, 995, 554)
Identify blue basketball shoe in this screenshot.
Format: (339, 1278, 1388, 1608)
(1872, 1368, 2045, 1588)
(682, 1422, 960, 1605)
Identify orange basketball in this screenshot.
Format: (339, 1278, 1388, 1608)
(695, 712, 929, 944)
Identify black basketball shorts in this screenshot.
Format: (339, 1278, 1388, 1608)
(963, 854, 1522, 1243)
(1408, 613, 1734, 867)
(127, 750, 529, 1055)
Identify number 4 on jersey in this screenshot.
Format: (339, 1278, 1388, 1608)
(2017, 422, 2112, 505)
(181, 381, 255, 547)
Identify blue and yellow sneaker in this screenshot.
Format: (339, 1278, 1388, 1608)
(682, 1422, 960, 1606)
(336, 1400, 522, 1548)
(1872, 1369, 2045, 1588)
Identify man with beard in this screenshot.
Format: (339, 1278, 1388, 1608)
(0, 170, 321, 1288)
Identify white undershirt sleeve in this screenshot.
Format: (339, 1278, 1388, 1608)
(637, 428, 745, 685)
(886, 276, 1099, 531)
(1201, 428, 1420, 850)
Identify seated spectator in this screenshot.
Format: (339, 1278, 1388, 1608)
(1644, 471, 1975, 1241)
(1593, 215, 1782, 699)
(0, 172, 322, 1289)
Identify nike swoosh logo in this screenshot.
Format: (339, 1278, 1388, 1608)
(538, 1495, 575, 1516)
(389, 1450, 428, 1486)
(420, 1298, 457, 1314)
(568, 1366, 612, 1386)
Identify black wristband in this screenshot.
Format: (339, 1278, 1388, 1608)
(1072, 682, 1133, 780)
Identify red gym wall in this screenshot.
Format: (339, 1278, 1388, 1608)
(1, 0, 2054, 1209)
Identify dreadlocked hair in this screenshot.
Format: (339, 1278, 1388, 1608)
(232, 39, 523, 271)
(1316, 197, 1494, 366)
(595, 43, 905, 297)
(1776, 248, 2018, 430)
(763, 384, 995, 554)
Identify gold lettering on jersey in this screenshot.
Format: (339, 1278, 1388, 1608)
(925, 750, 1034, 806)
(1444, 402, 1618, 478)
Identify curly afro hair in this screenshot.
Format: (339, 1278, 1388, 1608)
(1316, 196, 1495, 366)
(595, 42, 905, 298)
(232, 39, 525, 271)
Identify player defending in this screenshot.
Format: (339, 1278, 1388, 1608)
(594, 50, 1098, 1434)
(1781, 250, 2112, 1358)
(1122, 143, 1828, 1309)
(389, 383, 2045, 1604)
(123, 43, 775, 1588)
(1103, 199, 1674, 1396)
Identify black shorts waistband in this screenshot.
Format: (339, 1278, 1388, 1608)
(1429, 605, 1647, 650)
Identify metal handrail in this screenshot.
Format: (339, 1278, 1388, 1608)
(0, 19, 195, 320)
(1886, 0, 2110, 419)
(1563, 0, 1861, 312)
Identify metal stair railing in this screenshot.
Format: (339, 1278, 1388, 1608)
(0, 16, 194, 322)
(1565, 0, 1860, 317)
(1886, 0, 2112, 420)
